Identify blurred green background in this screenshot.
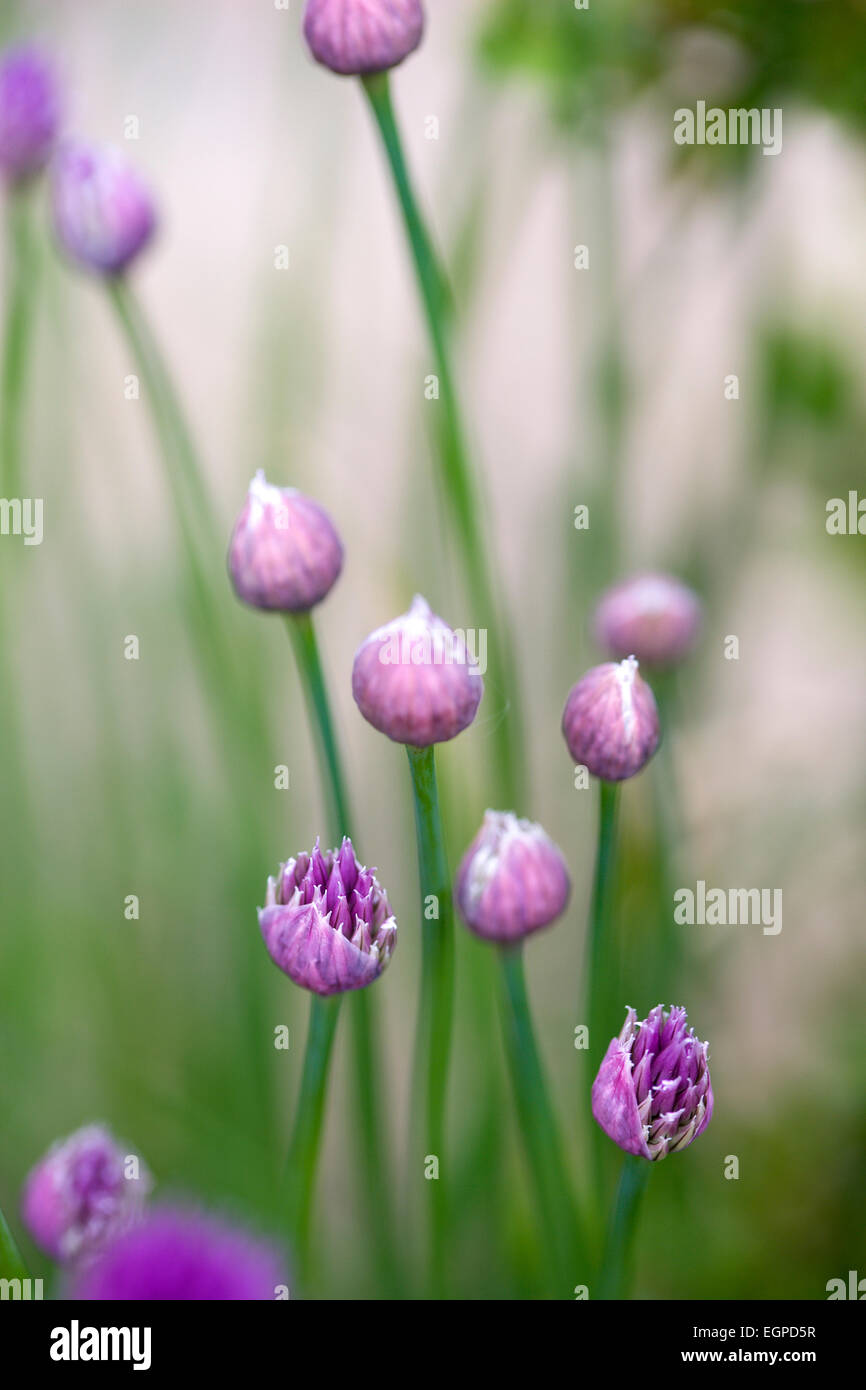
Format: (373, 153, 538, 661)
(1, 0, 865, 1298)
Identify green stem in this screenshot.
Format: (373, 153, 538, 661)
(405, 744, 454, 1297)
(0, 1204, 28, 1282)
(597, 1154, 649, 1299)
(587, 780, 621, 1075)
(283, 993, 342, 1275)
(362, 71, 524, 808)
(498, 945, 585, 1297)
(1, 191, 37, 498)
(284, 612, 398, 1291)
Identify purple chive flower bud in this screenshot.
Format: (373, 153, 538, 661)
(592, 1005, 713, 1161)
(352, 594, 483, 747)
(456, 810, 571, 944)
(303, 0, 424, 76)
(562, 656, 660, 782)
(259, 837, 396, 996)
(21, 1124, 151, 1264)
(73, 1206, 286, 1300)
(50, 140, 156, 274)
(594, 572, 701, 668)
(229, 471, 344, 613)
(0, 46, 60, 183)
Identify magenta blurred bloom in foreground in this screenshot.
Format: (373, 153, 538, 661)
(457, 810, 571, 944)
(21, 1124, 151, 1263)
(303, 0, 424, 76)
(592, 1005, 713, 1161)
(0, 46, 60, 182)
(229, 470, 343, 613)
(259, 837, 396, 996)
(352, 594, 483, 746)
(51, 141, 156, 274)
(73, 1206, 286, 1301)
(594, 572, 701, 667)
(562, 656, 659, 782)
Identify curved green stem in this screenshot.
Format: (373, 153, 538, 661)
(597, 1154, 649, 1299)
(406, 744, 454, 1297)
(498, 945, 586, 1297)
(283, 993, 342, 1275)
(0, 1204, 28, 1282)
(362, 72, 524, 808)
(1, 191, 37, 498)
(284, 612, 398, 1291)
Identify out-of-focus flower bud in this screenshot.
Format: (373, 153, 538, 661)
(229, 470, 344, 613)
(592, 1005, 713, 1161)
(562, 656, 659, 782)
(594, 572, 701, 668)
(21, 1124, 151, 1263)
(456, 810, 570, 944)
(259, 837, 396, 996)
(51, 141, 156, 274)
(73, 1206, 287, 1300)
(352, 594, 483, 746)
(303, 0, 424, 76)
(0, 46, 60, 183)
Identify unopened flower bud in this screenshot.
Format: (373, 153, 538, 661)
(592, 1005, 713, 1161)
(51, 141, 156, 274)
(562, 656, 659, 782)
(594, 572, 701, 667)
(21, 1124, 151, 1263)
(229, 470, 343, 613)
(303, 0, 424, 76)
(0, 46, 60, 183)
(259, 837, 396, 996)
(73, 1206, 287, 1300)
(352, 594, 483, 746)
(456, 810, 571, 944)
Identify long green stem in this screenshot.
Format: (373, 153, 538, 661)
(587, 779, 621, 1076)
(0, 1204, 28, 1282)
(406, 744, 454, 1297)
(1, 192, 37, 498)
(284, 612, 398, 1290)
(498, 945, 585, 1297)
(362, 72, 524, 808)
(597, 1154, 649, 1299)
(283, 993, 341, 1274)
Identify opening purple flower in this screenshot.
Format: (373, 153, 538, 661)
(21, 1124, 151, 1263)
(229, 470, 344, 613)
(592, 1005, 713, 1161)
(562, 656, 660, 782)
(73, 1206, 287, 1301)
(259, 837, 397, 996)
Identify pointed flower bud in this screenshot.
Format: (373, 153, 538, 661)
(303, 0, 424, 76)
(592, 1005, 713, 1161)
(0, 45, 60, 183)
(594, 572, 701, 668)
(456, 810, 571, 944)
(229, 470, 344, 613)
(259, 837, 396, 996)
(51, 141, 156, 274)
(562, 656, 659, 782)
(73, 1206, 287, 1300)
(352, 594, 483, 746)
(21, 1124, 151, 1264)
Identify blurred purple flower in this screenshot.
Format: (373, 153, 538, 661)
(0, 45, 60, 183)
(51, 140, 156, 274)
(229, 470, 344, 613)
(592, 1005, 713, 1161)
(303, 0, 424, 76)
(562, 656, 660, 781)
(21, 1124, 151, 1264)
(259, 837, 397, 996)
(456, 810, 570, 944)
(73, 1206, 287, 1301)
(594, 572, 701, 668)
(352, 594, 483, 746)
